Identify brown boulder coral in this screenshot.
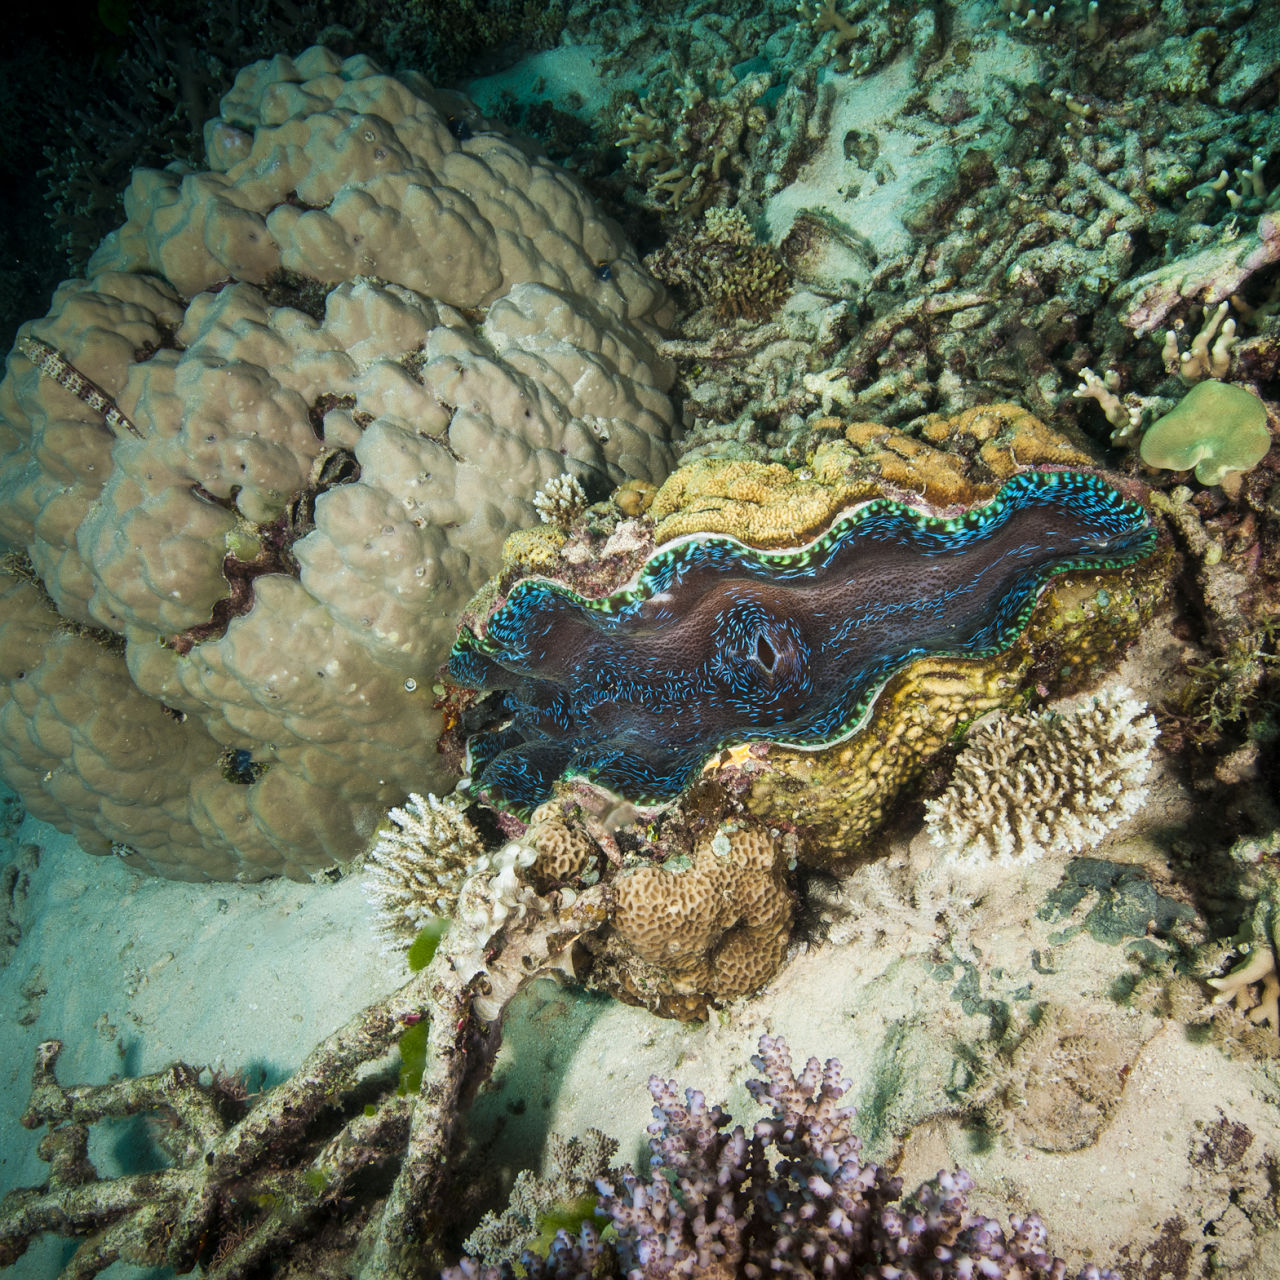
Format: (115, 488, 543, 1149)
(0, 47, 676, 880)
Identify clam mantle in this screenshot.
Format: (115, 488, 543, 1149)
(449, 468, 1157, 820)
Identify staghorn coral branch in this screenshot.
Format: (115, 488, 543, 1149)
(361, 881, 610, 1277)
(1, 971, 436, 1279)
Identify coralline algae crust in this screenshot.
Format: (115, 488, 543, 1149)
(449, 459, 1159, 829)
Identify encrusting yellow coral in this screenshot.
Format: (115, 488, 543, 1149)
(648, 403, 1096, 545)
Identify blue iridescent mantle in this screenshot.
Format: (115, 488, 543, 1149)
(447, 470, 1156, 814)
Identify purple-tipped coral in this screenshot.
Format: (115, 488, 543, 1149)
(448, 1034, 1121, 1279)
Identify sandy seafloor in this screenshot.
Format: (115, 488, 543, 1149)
(4, 14, 1280, 1280)
(3, 627, 1280, 1278)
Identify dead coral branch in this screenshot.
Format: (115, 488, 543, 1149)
(1, 973, 426, 1278)
(0, 876, 610, 1280)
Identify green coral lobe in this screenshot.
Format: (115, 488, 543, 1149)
(1140, 380, 1271, 486)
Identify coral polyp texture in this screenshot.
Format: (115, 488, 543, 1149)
(448, 470, 1155, 816)
(0, 47, 677, 880)
(362, 792, 483, 951)
(604, 826, 793, 1014)
(447, 1033, 1121, 1280)
(924, 686, 1160, 866)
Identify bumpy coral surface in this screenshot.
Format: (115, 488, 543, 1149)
(524, 815, 598, 890)
(924, 686, 1160, 865)
(607, 826, 793, 1010)
(362, 792, 483, 950)
(0, 47, 676, 880)
(649, 403, 1097, 544)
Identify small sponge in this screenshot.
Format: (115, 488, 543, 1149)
(1139, 379, 1271, 487)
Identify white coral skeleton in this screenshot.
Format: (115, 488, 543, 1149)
(532, 472, 589, 527)
(362, 792, 483, 951)
(925, 686, 1159, 866)
(1207, 937, 1280, 1035)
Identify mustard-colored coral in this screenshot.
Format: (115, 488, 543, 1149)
(500, 527, 569, 575)
(650, 403, 1095, 545)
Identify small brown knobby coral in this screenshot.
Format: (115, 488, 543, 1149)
(607, 827, 793, 1012)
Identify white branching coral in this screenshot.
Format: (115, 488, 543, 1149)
(1072, 366, 1145, 444)
(362, 792, 483, 950)
(924, 686, 1159, 866)
(1158, 299, 1239, 384)
(532, 473, 589, 527)
(1208, 943, 1280, 1037)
